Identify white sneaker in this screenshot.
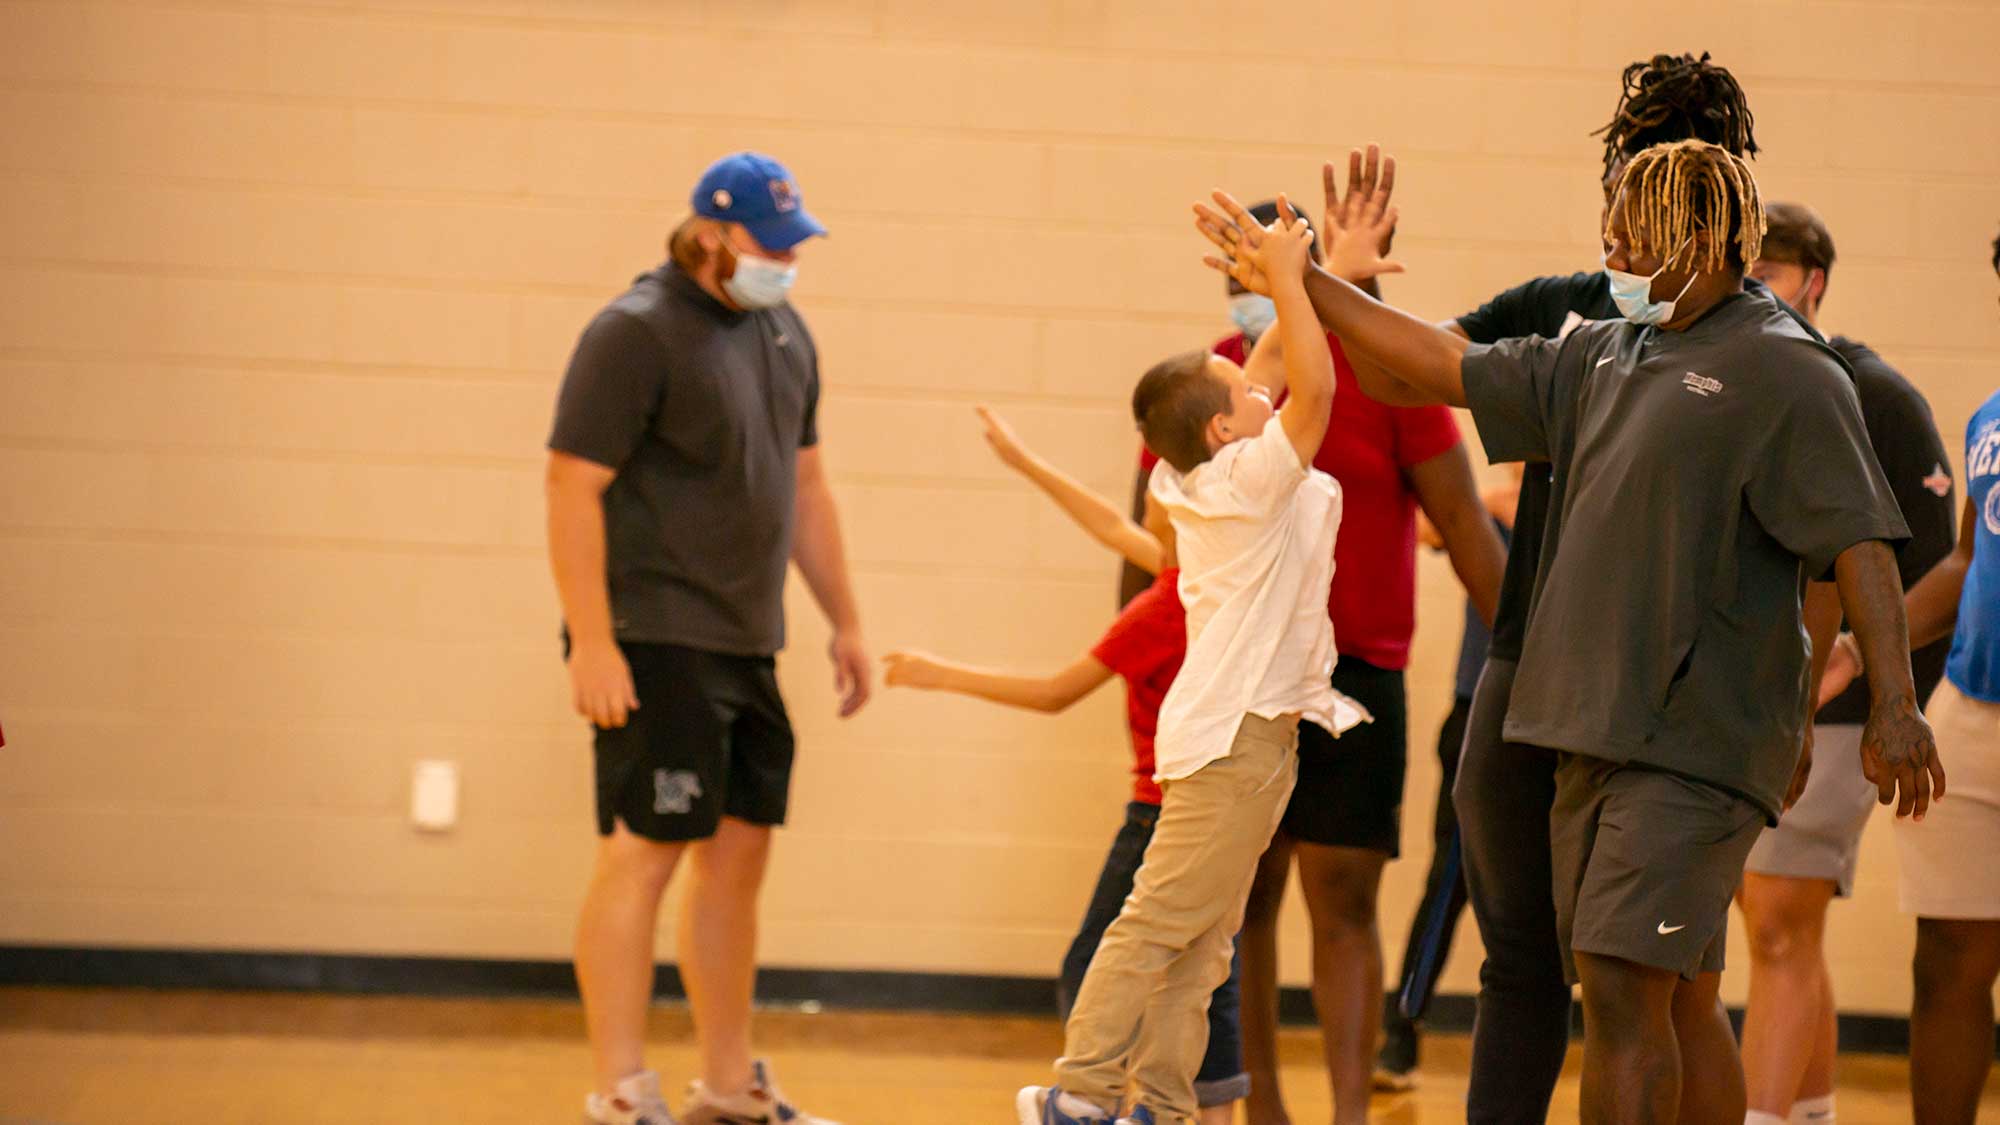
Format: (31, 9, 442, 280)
(586, 1070, 679, 1125)
(681, 1059, 838, 1125)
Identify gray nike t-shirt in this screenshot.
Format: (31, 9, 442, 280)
(1460, 285, 1908, 820)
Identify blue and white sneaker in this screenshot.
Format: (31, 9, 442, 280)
(1114, 1108, 1157, 1125)
(1015, 1086, 1111, 1125)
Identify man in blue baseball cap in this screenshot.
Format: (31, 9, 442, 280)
(546, 151, 859, 1125)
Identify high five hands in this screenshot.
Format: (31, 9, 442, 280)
(1193, 144, 1405, 294)
(1321, 145, 1405, 284)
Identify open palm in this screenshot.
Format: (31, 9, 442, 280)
(1321, 144, 1405, 283)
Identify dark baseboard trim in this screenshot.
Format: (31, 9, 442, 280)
(0, 944, 1967, 1057)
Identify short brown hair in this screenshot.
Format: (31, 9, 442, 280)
(1133, 350, 1230, 474)
(1760, 201, 1836, 275)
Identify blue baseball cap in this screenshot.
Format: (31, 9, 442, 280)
(691, 152, 827, 252)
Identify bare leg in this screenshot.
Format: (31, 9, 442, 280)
(1198, 1104, 1237, 1125)
(1910, 917, 2000, 1125)
(677, 816, 773, 1097)
(1240, 833, 1295, 1125)
(1797, 962, 1839, 1102)
(1576, 950, 1682, 1125)
(1671, 970, 1745, 1125)
(1294, 842, 1388, 1125)
(577, 822, 687, 1096)
(1736, 873, 1838, 1115)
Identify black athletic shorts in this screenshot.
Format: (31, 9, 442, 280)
(585, 641, 796, 842)
(1281, 655, 1407, 856)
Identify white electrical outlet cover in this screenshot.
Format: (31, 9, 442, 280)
(411, 760, 459, 831)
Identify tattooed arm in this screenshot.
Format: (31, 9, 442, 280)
(1834, 539, 1947, 819)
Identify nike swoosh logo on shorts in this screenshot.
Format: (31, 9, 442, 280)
(1657, 922, 1686, 935)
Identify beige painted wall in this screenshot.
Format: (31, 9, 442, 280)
(1, 0, 1995, 1018)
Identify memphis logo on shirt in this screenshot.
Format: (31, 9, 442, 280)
(1682, 371, 1724, 397)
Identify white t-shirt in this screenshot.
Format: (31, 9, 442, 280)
(1149, 423, 1365, 781)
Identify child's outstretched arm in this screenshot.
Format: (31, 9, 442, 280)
(882, 649, 1113, 713)
(977, 406, 1166, 575)
(1246, 196, 1336, 466)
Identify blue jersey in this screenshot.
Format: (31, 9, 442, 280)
(1946, 389, 2000, 702)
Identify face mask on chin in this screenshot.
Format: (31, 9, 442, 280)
(718, 235, 798, 310)
(1604, 236, 1700, 326)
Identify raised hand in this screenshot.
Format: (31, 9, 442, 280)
(1321, 144, 1405, 284)
(975, 405, 1031, 472)
(1860, 696, 1946, 819)
(1194, 190, 1278, 296)
(1246, 193, 1314, 293)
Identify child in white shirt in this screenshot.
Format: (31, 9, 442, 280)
(1019, 199, 1362, 1125)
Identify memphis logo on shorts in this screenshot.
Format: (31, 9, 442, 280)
(1682, 371, 1724, 397)
(654, 769, 703, 815)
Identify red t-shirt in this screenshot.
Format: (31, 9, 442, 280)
(1139, 332, 1462, 671)
(1091, 567, 1185, 806)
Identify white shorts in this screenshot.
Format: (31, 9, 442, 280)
(1896, 677, 2000, 919)
(1744, 724, 1875, 896)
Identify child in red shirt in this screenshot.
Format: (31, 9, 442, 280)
(884, 408, 1244, 1124)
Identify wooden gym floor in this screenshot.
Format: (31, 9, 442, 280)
(1, 986, 1991, 1123)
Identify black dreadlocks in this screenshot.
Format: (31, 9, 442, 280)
(1593, 52, 1759, 178)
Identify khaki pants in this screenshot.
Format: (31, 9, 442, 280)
(1055, 713, 1301, 1124)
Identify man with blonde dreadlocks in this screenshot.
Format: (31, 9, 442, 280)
(1377, 51, 1773, 1119)
(1193, 138, 1945, 1125)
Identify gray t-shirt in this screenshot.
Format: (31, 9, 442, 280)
(548, 263, 820, 656)
(1460, 285, 1908, 819)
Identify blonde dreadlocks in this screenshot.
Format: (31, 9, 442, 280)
(1608, 139, 1765, 274)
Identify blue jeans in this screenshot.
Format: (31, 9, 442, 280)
(1057, 800, 1249, 1108)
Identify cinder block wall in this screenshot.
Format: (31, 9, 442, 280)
(1, 0, 1995, 1015)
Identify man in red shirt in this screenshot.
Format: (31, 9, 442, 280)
(1127, 186, 1504, 1125)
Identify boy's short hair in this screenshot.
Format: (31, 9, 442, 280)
(1761, 201, 1836, 276)
(1133, 350, 1230, 474)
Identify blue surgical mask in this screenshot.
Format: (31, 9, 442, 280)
(1604, 238, 1698, 326)
(1228, 293, 1277, 340)
(722, 251, 797, 310)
